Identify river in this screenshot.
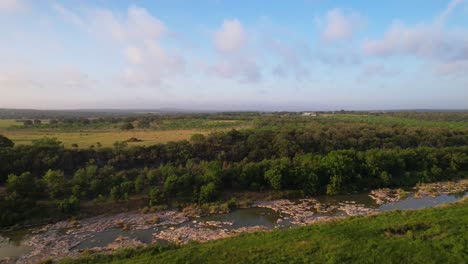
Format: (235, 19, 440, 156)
(0, 182, 466, 262)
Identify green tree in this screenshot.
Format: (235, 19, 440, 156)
(163, 175, 178, 196)
(23, 120, 33, 126)
(58, 195, 80, 214)
(113, 141, 128, 153)
(190, 134, 206, 143)
(6, 172, 39, 199)
(31, 137, 62, 148)
(120, 122, 134, 130)
(199, 182, 218, 204)
(264, 168, 282, 190)
(110, 185, 122, 200)
(0, 134, 14, 148)
(148, 187, 161, 206)
(137, 119, 151, 129)
(43, 169, 67, 199)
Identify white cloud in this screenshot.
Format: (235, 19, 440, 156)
(54, 4, 183, 87)
(124, 46, 143, 65)
(432, 60, 468, 75)
(209, 19, 261, 83)
(362, 22, 468, 61)
(363, 0, 468, 63)
(0, 0, 26, 11)
(0, 64, 95, 91)
(214, 19, 245, 53)
(322, 8, 363, 42)
(435, 0, 465, 26)
(53, 3, 85, 28)
(121, 41, 185, 87)
(88, 6, 166, 42)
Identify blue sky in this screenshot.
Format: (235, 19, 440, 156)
(0, 0, 467, 110)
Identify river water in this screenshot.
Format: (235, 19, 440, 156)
(0, 191, 466, 259)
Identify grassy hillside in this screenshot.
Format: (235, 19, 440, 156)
(60, 199, 468, 264)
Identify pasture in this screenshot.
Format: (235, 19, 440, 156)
(0, 129, 211, 148)
(0, 118, 251, 148)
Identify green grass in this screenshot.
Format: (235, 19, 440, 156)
(0, 119, 22, 128)
(318, 114, 468, 129)
(60, 200, 468, 264)
(0, 118, 251, 148)
(0, 129, 212, 148)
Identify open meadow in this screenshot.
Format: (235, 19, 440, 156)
(0, 118, 252, 148)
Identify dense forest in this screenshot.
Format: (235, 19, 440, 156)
(0, 113, 467, 227)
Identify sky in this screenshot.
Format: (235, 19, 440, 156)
(0, 0, 467, 111)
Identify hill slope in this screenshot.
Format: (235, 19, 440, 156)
(61, 199, 468, 264)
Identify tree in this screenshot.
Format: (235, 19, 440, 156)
(110, 186, 122, 200)
(120, 122, 134, 130)
(134, 174, 146, 193)
(6, 172, 39, 199)
(199, 182, 218, 204)
(32, 137, 62, 148)
(0, 134, 14, 148)
(43, 169, 67, 199)
(33, 119, 42, 125)
(58, 195, 80, 214)
(163, 174, 178, 196)
(113, 141, 128, 153)
(23, 120, 33, 126)
(148, 187, 161, 206)
(190, 134, 206, 143)
(264, 168, 282, 190)
(137, 119, 151, 129)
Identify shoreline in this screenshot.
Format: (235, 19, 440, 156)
(1, 179, 467, 264)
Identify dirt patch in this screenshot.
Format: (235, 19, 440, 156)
(125, 137, 142, 142)
(383, 223, 431, 237)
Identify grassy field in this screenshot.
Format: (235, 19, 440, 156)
(318, 114, 468, 129)
(0, 119, 22, 128)
(61, 200, 467, 264)
(0, 118, 251, 148)
(0, 129, 213, 148)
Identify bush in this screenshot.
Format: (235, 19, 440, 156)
(120, 122, 134, 130)
(199, 182, 218, 204)
(0, 134, 14, 148)
(58, 195, 80, 214)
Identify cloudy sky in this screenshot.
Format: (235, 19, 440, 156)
(1, 0, 467, 110)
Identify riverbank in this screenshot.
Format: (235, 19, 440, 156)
(62, 197, 468, 264)
(1, 179, 466, 264)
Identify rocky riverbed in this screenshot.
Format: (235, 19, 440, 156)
(414, 179, 468, 197)
(152, 224, 267, 245)
(369, 188, 407, 205)
(1, 180, 466, 264)
(10, 210, 189, 264)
